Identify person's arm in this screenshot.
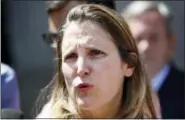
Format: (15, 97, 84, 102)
(6, 73, 20, 109)
(1, 64, 20, 110)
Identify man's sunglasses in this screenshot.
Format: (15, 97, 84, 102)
(42, 32, 61, 46)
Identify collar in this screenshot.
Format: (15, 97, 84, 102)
(151, 64, 171, 92)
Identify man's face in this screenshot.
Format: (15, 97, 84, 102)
(48, 1, 86, 33)
(48, 1, 87, 48)
(129, 10, 175, 78)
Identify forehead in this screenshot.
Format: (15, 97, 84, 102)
(129, 11, 166, 37)
(137, 10, 166, 29)
(63, 21, 111, 40)
(129, 20, 147, 35)
(62, 21, 115, 50)
(129, 20, 156, 38)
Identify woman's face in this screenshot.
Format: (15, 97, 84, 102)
(61, 21, 133, 111)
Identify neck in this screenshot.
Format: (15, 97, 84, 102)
(80, 88, 123, 118)
(146, 64, 167, 80)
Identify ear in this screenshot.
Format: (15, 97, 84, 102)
(124, 67, 134, 77)
(122, 52, 137, 77)
(121, 62, 134, 77)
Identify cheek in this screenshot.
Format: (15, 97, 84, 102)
(93, 56, 124, 94)
(62, 63, 75, 85)
(153, 40, 169, 55)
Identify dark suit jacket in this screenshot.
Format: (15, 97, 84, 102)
(158, 63, 184, 118)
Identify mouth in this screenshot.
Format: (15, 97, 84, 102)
(77, 83, 94, 93)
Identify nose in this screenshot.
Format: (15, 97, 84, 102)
(76, 57, 90, 77)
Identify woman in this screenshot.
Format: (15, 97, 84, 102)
(36, 4, 158, 118)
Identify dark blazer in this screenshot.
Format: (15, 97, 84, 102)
(158, 63, 184, 118)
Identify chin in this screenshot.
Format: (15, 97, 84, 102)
(76, 97, 98, 110)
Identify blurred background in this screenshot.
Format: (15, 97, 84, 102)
(1, 0, 184, 118)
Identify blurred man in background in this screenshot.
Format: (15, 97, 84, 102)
(122, 1, 184, 118)
(1, 63, 20, 110)
(42, 0, 87, 49)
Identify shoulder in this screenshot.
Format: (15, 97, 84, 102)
(168, 64, 184, 88)
(36, 101, 53, 118)
(169, 63, 184, 78)
(1, 63, 17, 83)
(1, 63, 15, 75)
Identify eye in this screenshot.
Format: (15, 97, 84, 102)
(64, 53, 77, 62)
(88, 49, 106, 58)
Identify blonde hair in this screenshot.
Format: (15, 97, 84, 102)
(37, 4, 157, 118)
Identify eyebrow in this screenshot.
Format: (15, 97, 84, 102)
(62, 42, 109, 59)
(62, 44, 105, 54)
(61, 33, 114, 57)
